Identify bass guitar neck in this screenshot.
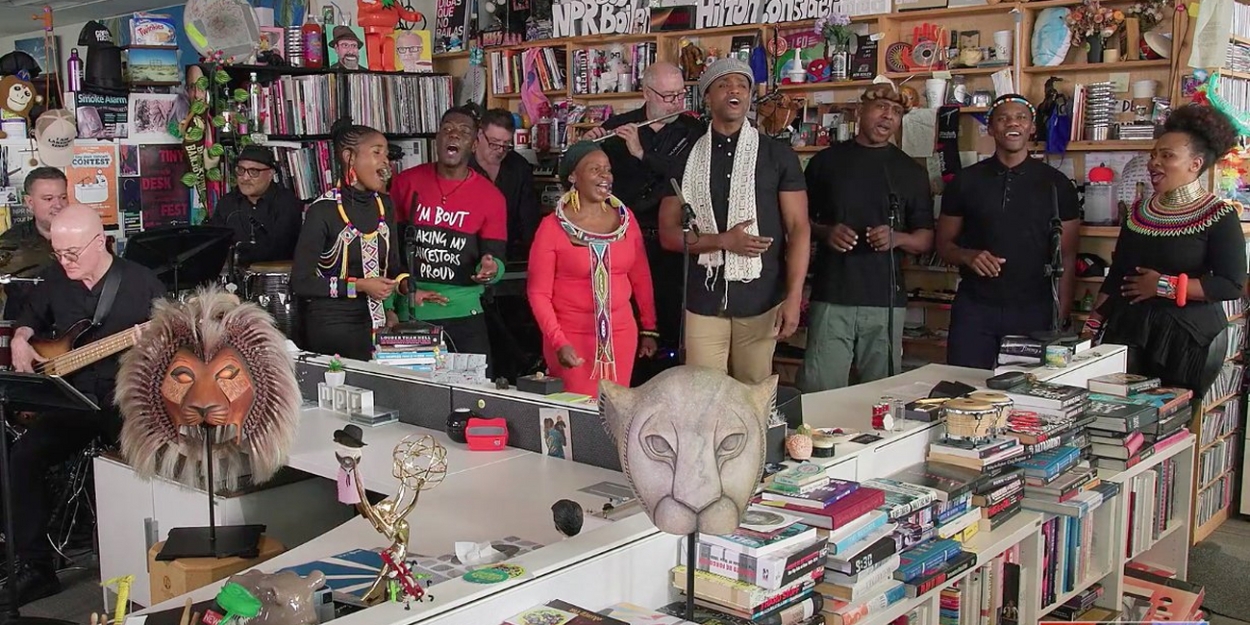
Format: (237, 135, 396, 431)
(33, 319, 151, 377)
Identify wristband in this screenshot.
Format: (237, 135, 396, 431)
(347, 277, 357, 298)
(329, 277, 339, 299)
(1156, 274, 1188, 307)
(639, 329, 660, 339)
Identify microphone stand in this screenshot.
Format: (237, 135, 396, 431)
(679, 202, 696, 364)
(1034, 186, 1072, 343)
(886, 192, 900, 378)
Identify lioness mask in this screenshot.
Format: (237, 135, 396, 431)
(599, 366, 776, 535)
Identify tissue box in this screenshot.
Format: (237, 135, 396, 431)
(517, 374, 564, 395)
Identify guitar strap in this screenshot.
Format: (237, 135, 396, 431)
(91, 268, 122, 329)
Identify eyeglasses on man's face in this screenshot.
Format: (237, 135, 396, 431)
(236, 166, 273, 179)
(51, 233, 101, 264)
(647, 86, 685, 104)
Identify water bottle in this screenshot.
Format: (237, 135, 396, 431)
(67, 49, 83, 92)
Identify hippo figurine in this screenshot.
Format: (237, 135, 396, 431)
(227, 569, 327, 625)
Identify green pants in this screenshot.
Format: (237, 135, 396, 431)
(798, 303, 906, 392)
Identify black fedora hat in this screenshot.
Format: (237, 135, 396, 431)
(333, 424, 366, 448)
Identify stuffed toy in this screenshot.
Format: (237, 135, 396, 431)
(358, 0, 424, 72)
(0, 71, 41, 138)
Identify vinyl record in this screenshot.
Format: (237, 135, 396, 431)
(885, 42, 912, 73)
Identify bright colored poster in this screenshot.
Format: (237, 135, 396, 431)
(393, 29, 433, 73)
(67, 144, 120, 226)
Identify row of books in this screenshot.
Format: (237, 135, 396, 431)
(264, 140, 334, 201)
(1197, 437, 1238, 493)
(491, 47, 567, 95)
(932, 547, 1022, 625)
(1219, 295, 1246, 321)
(252, 74, 342, 136)
(1222, 319, 1245, 361)
(1198, 398, 1241, 448)
(1203, 362, 1244, 409)
(1195, 471, 1236, 529)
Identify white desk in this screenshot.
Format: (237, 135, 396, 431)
(286, 408, 529, 494)
(139, 422, 637, 618)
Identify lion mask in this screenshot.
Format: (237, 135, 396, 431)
(117, 286, 300, 490)
(599, 366, 776, 535)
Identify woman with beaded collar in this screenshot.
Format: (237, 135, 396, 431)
(292, 118, 445, 360)
(1082, 104, 1246, 394)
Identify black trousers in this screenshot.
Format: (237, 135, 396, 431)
(643, 233, 684, 350)
(303, 301, 374, 361)
(946, 295, 1053, 370)
(8, 409, 119, 565)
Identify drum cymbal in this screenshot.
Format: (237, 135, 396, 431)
(0, 240, 53, 278)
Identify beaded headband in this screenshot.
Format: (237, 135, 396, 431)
(988, 95, 1037, 120)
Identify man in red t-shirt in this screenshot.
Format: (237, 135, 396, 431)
(391, 107, 507, 360)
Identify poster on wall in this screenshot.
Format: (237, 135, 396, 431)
(138, 146, 191, 228)
(120, 178, 144, 237)
(695, 0, 761, 29)
(553, 0, 649, 37)
(128, 93, 181, 143)
(75, 91, 129, 139)
(434, 0, 471, 53)
(67, 145, 120, 226)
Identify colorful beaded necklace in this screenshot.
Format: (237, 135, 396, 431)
(317, 186, 391, 328)
(555, 189, 630, 382)
(1127, 179, 1232, 237)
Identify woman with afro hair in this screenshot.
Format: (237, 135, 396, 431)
(1083, 104, 1246, 394)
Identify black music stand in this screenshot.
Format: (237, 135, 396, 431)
(0, 372, 97, 625)
(123, 226, 234, 293)
(155, 422, 265, 560)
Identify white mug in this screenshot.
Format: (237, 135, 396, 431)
(925, 78, 947, 109)
(993, 30, 1013, 63)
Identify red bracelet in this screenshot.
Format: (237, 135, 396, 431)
(1176, 273, 1188, 307)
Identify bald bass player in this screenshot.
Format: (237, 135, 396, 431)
(3, 205, 165, 607)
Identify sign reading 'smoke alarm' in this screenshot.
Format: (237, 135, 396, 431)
(553, 0, 648, 38)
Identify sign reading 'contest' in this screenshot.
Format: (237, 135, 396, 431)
(553, 0, 649, 37)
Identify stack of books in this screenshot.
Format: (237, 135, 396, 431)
(1085, 377, 1193, 471)
(971, 467, 1025, 532)
(1044, 583, 1104, 621)
(665, 464, 833, 624)
(927, 436, 1027, 472)
(371, 326, 443, 372)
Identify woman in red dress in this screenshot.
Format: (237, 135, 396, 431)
(527, 141, 658, 397)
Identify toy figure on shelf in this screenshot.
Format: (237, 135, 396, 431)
(678, 39, 704, 82)
(0, 71, 41, 138)
(345, 434, 447, 605)
(358, 0, 425, 72)
(333, 424, 366, 505)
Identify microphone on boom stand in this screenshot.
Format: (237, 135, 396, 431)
(1032, 184, 1073, 343)
(670, 179, 697, 364)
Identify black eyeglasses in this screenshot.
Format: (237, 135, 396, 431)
(485, 138, 514, 152)
(647, 86, 685, 104)
(235, 166, 272, 179)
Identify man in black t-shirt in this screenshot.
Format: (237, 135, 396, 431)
(1, 167, 67, 319)
(3, 204, 166, 607)
(658, 58, 810, 385)
(207, 146, 303, 267)
(799, 85, 934, 391)
(936, 95, 1081, 370)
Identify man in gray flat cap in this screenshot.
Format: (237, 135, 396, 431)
(657, 58, 810, 385)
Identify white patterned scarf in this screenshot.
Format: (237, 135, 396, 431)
(681, 124, 762, 292)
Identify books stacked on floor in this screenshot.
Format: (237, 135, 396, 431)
(672, 515, 826, 623)
(371, 326, 444, 372)
(1085, 378, 1193, 471)
(1042, 583, 1104, 621)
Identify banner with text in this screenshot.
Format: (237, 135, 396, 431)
(759, 0, 837, 23)
(695, 0, 761, 28)
(553, 0, 649, 38)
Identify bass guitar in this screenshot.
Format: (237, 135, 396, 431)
(31, 319, 151, 377)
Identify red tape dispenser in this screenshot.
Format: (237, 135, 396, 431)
(465, 417, 509, 451)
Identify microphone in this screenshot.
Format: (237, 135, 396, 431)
(669, 178, 698, 234)
(883, 166, 900, 227)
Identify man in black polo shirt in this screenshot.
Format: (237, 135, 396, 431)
(1, 167, 67, 319)
(800, 84, 934, 391)
(207, 145, 303, 266)
(3, 204, 166, 606)
(937, 94, 1080, 370)
(470, 108, 541, 259)
(584, 62, 706, 358)
(658, 58, 810, 384)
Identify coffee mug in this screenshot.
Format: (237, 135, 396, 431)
(993, 30, 1013, 63)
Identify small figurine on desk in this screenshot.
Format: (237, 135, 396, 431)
(551, 499, 583, 538)
(333, 424, 366, 505)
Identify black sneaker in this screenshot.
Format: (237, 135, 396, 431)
(0, 562, 60, 608)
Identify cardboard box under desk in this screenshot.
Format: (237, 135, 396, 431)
(148, 535, 285, 605)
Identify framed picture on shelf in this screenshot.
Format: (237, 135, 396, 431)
(327, 25, 369, 70)
(392, 29, 432, 73)
(127, 93, 180, 143)
(259, 26, 285, 60)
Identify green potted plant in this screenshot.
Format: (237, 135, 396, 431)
(325, 354, 347, 387)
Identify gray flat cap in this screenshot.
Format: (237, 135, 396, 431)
(698, 57, 754, 95)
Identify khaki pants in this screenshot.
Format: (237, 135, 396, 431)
(684, 305, 780, 384)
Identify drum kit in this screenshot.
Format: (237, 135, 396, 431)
(222, 261, 297, 339)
